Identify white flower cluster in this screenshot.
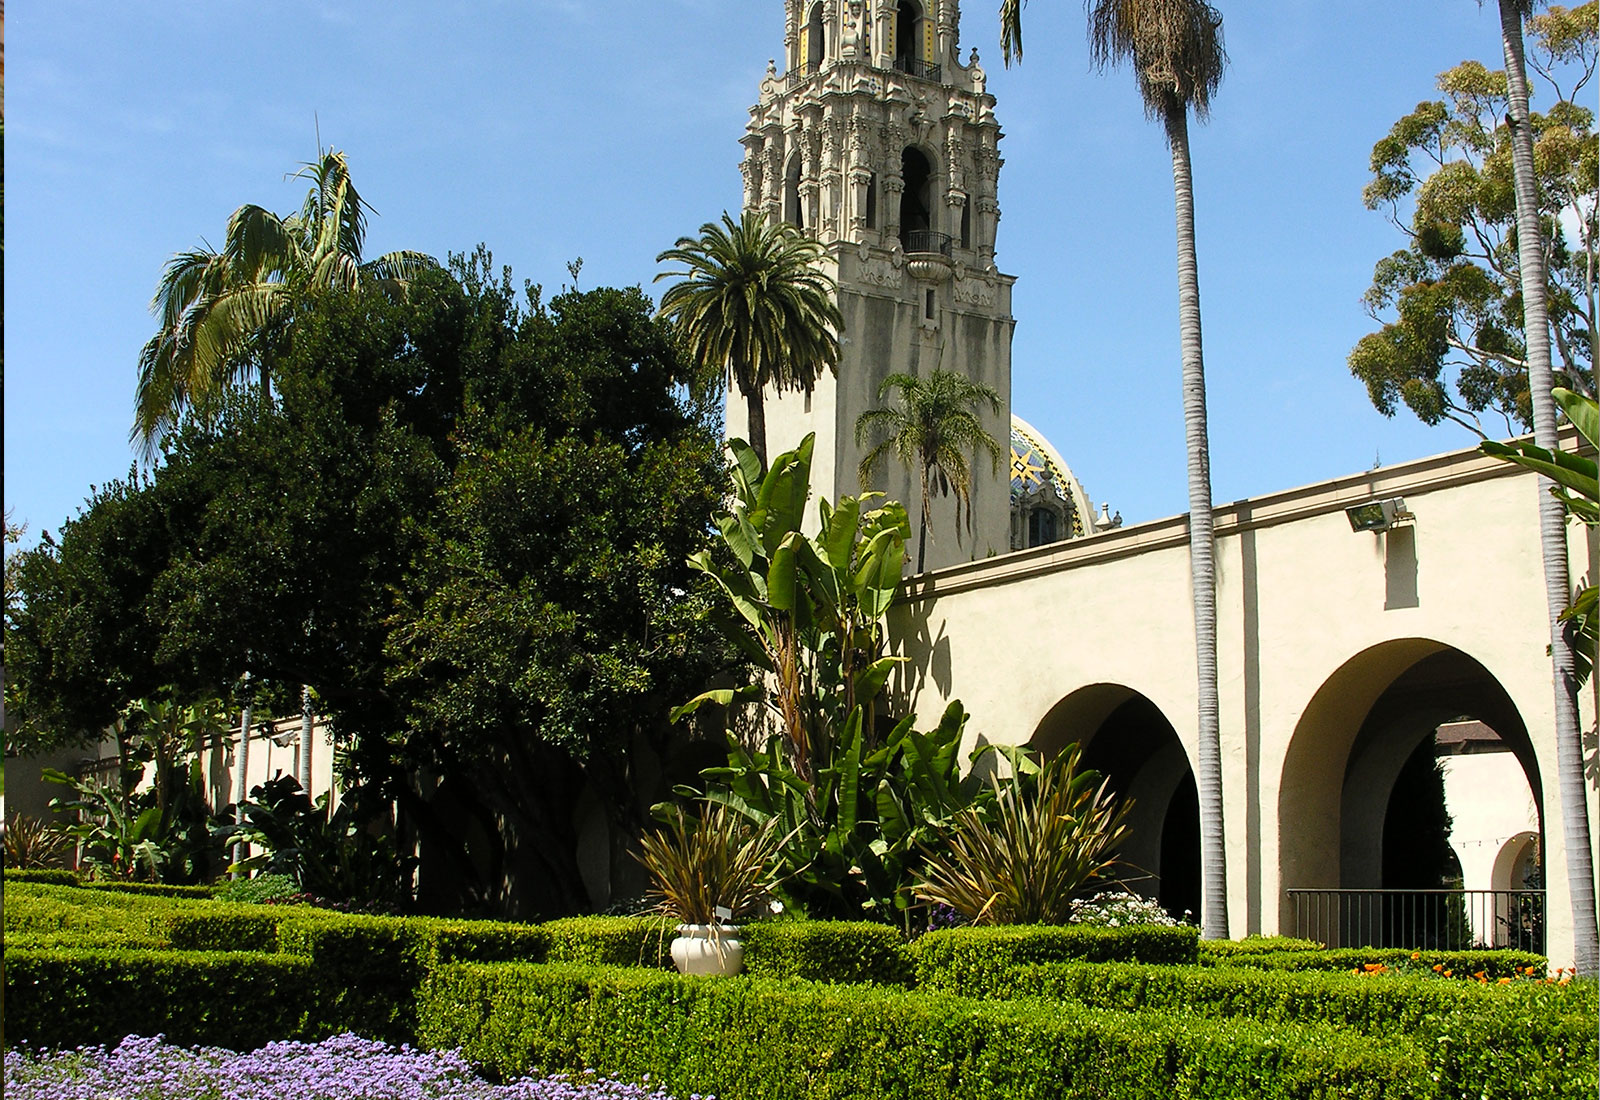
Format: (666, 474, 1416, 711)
(1067, 890, 1184, 928)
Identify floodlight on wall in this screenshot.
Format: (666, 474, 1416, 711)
(1345, 497, 1413, 533)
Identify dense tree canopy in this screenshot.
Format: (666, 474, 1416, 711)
(1350, 4, 1597, 435)
(6, 252, 733, 917)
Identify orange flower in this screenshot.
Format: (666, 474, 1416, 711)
(1524, 966, 1539, 976)
(1364, 962, 1387, 973)
(1432, 964, 1444, 973)
(1498, 977, 1512, 985)
(1443, 969, 1453, 978)
(1411, 952, 1421, 960)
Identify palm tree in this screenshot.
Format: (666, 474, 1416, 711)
(1000, 0, 1230, 939)
(133, 147, 434, 460)
(856, 370, 1003, 574)
(1494, 0, 1598, 975)
(655, 211, 842, 470)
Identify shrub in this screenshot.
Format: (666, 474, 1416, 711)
(3, 946, 317, 1050)
(1067, 890, 1187, 927)
(163, 904, 288, 952)
(914, 744, 1131, 925)
(740, 920, 913, 985)
(276, 914, 427, 1043)
(3, 868, 80, 886)
(541, 915, 674, 969)
(1216, 947, 1547, 980)
(635, 803, 780, 925)
(81, 881, 220, 900)
(420, 961, 1439, 1100)
(215, 873, 299, 904)
(1198, 935, 1322, 961)
(913, 924, 1198, 995)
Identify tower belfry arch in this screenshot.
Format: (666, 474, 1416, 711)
(737, 0, 1017, 569)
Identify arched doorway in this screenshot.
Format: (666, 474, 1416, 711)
(899, 146, 934, 249)
(895, 0, 923, 73)
(1031, 684, 1200, 921)
(1280, 640, 1543, 949)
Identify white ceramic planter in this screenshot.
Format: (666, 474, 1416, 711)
(670, 924, 745, 976)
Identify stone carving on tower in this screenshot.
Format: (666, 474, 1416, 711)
(733, 0, 1017, 571)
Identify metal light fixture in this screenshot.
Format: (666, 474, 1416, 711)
(1345, 497, 1413, 533)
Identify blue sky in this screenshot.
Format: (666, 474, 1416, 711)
(4, 1, 1538, 547)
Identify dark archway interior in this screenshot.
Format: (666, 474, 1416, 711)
(1059, 694, 1201, 921)
(785, 156, 804, 229)
(899, 147, 932, 242)
(1334, 648, 1543, 949)
(896, 1, 921, 68)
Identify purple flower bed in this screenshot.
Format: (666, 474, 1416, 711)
(4, 1033, 711, 1100)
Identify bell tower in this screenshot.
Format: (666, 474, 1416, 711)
(734, 0, 1015, 571)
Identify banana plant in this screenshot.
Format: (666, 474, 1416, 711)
(686, 701, 984, 925)
(674, 433, 910, 779)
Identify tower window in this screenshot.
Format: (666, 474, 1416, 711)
(960, 200, 971, 249)
(865, 172, 877, 229)
(896, 1, 921, 71)
(1029, 508, 1059, 547)
(807, 3, 825, 72)
(785, 155, 804, 229)
(925, 288, 936, 320)
(899, 147, 933, 247)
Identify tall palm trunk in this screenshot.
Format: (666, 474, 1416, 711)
(745, 385, 769, 471)
(298, 685, 314, 799)
(1167, 107, 1228, 941)
(1499, 0, 1598, 975)
(230, 675, 254, 880)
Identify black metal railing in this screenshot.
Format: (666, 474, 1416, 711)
(788, 62, 820, 86)
(893, 56, 942, 82)
(901, 229, 953, 257)
(1288, 889, 1545, 953)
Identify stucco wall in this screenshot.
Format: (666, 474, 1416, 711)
(889, 438, 1600, 967)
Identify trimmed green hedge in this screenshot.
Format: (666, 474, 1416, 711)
(1007, 960, 1596, 1046)
(1216, 947, 1547, 980)
(913, 924, 1199, 995)
(3, 868, 79, 886)
(4, 946, 317, 1049)
(541, 915, 673, 968)
(83, 880, 219, 899)
(420, 961, 1438, 1100)
(741, 920, 912, 985)
(1198, 935, 1322, 960)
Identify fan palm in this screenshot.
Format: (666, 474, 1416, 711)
(655, 211, 842, 470)
(1492, 0, 1597, 974)
(856, 370, 1004, 574)
(133, 147, 434, 460)
(1000, 0, 1230, 939)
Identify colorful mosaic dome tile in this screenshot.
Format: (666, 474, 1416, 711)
(1011, 423, 1062, 500)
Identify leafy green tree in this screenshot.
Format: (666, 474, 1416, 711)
(1349, 6, 1596, 434)
(855, 370, 1004, 574)
(655, 211, 842, 470)
(134, 148, 435, 457)
(1000, 0, 1231, 940)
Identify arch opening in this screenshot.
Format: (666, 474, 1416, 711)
(806, 3, 826, 71)
(899, 147, 934, 249)
(895, 1, 922, 72)
(785, 155, 804, 229)
(1032, 684, 1200, 921)
(1280, 641, 1544, 950)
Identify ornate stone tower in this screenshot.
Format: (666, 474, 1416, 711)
(735, 0, 1015, 570)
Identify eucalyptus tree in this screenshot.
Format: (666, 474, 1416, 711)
(1493, 0, 1598, 975)
(999, 0, 1231, 939)
(655, 211, 842, 469)
(855, 370, 1004, 573)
